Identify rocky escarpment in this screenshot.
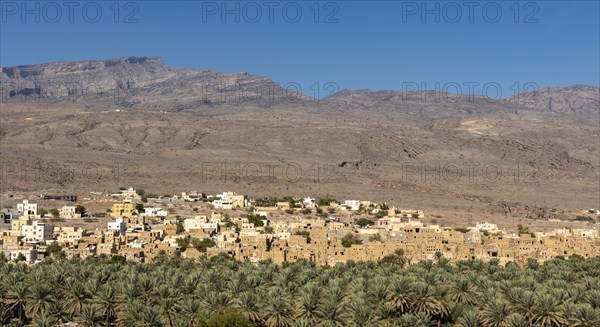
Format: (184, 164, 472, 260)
(2, 57, 598, 117)
(0, 56, 309, 110)
(508, 85, 599, 115)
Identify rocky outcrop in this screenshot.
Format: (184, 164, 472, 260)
(508, 85, 599, 115)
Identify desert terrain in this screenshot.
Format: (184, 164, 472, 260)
(1, 57, 599, 229)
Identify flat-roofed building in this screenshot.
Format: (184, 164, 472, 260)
(22, 221, 53, 242)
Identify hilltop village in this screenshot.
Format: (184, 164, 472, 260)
(1, 189, 599, 266)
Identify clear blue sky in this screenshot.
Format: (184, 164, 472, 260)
(1, 1, 598, 95)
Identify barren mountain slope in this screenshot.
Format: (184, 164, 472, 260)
(1, 58, 599, 228)
(508, 85, 600, 115)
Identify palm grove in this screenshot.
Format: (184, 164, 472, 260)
(1, 252, 599, 327)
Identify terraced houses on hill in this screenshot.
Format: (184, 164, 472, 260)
(1, 191, 598, 265)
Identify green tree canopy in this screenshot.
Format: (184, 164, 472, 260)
(50, 208, 60, 218)
(135, 203, 145, 213)
(45, 243, 63, 258)
(75, 205, 86, 215)
(356, 218, 374, 228)
(317, 198, 338, 206)
(192, 238, 217, 253)
(246, 214, 265, 227)
(0, 245, 599, 327)
(341, 233, 363, 248)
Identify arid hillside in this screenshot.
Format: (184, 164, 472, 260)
(1, 57, 599, 228)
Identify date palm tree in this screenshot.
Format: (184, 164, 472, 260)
(368, 277, 388, 305)
(77, 304, 103, 327)
(293, 317, 312, 327)
(478, 298, 511, 327)
(95, 284, 119, 327)
(235, 291, 262, 323)
(0, 304, 13, 325)
(25, 283, 54, 318)
(398, 312, 435, 327)
(372, 302, 395, 326)
(46, 301, 69, 324)
(1, 248, 600, 326)
(263, 291, 294, 327)
(387, 277, 411, 314)
(85, 278, 103, 298)
(585, 290, 600, 309)
(157, 296, 178, 326)
(397, 313, 420, 327)
(140, 307, 165, 327)
(295, 290, 320, 325)
(5, 282, 28, 321)
(227, 273, 248, 296)
(64, 279, 90, 318)
(118, 300, 145, 327)
(204, 291, 233, 316)
(455, 309, 481, 327)
(568, 303, 600, 327)
(29, 310, 57, 327)
(530, 294, 568, 326)
(448, 278, 476, 306)
(316, 296, 348, 327)
(505, 313, 529, 327)
(139, 276, 156, 303)
(347, 297, 373, 327)
(178, 297, 202, 326)
(120, 281, 142, 305)
(509, 289, 536, 321)
(407, 283, 448, 320)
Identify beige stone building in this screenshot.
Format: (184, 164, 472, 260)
(60, 206, 81, 219)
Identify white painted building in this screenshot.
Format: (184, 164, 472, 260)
(142, 207, 168, 218)
(127, 239, 145, 249)
(0, 248, 37, 263)
(303, 197, 316, 209)
(107, 217, 127, 235)
(22, 221, 53, 242)
(212, 199, 233, 210)
(120, 187, 139, 199)
(576, 229, 598, 238)
(184, 215, 220, 231)
(17, 200, 38, 218)
(471, 222, 500, 233)
(253, 211, 268, 218)
(217, 191, 247, 208)
(181, 192, 197, 202)
(342, 200, 361, 211)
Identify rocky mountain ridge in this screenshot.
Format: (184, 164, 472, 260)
(0, 57, 598, 226)
(1, 57, 598, 117)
